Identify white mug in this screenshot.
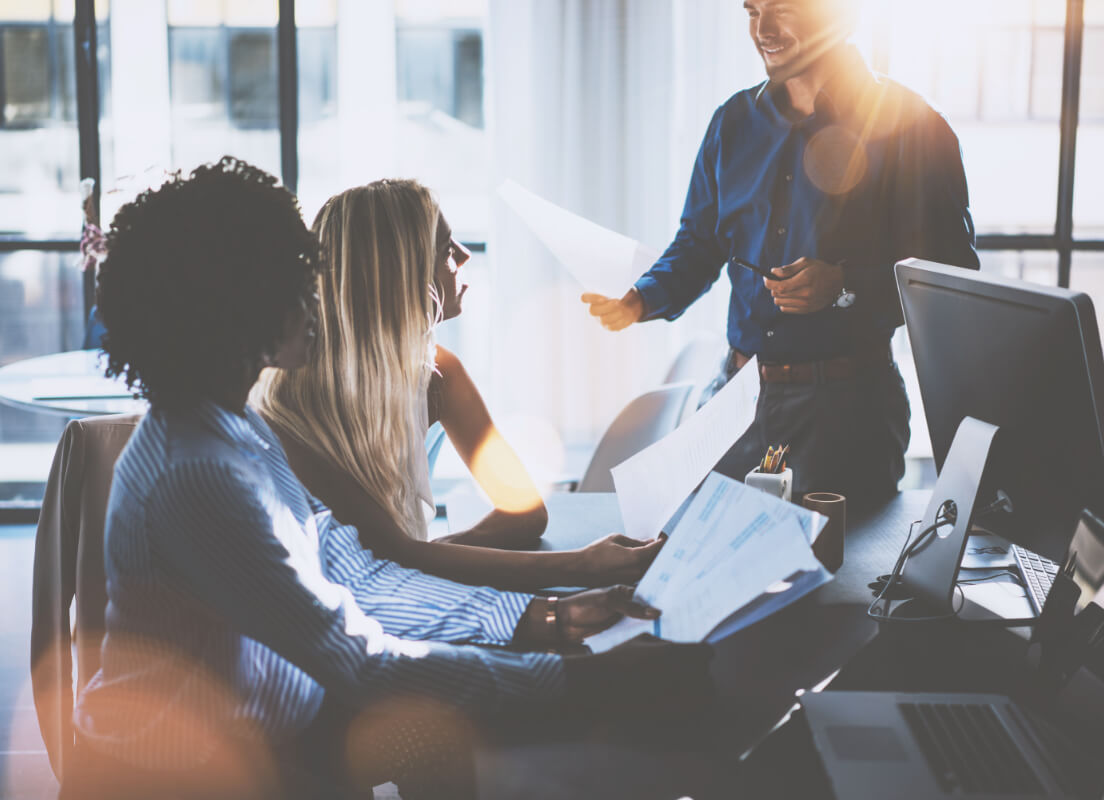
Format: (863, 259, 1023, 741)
(744, 466, 793, 503)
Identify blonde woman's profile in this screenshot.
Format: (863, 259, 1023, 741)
(254, 179, 662, 590)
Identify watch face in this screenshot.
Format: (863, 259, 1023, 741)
(835, 290, 856, 309)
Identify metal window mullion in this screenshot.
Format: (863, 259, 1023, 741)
(277, 0, 297, 193)
(222, 26, 231, 127)
(0, 26, 6, 128)
(0, 240, 80, 252)
(1027, 27, 1037, 121)
(1056, 0, 1084, 287)
(47, 16, 57, 120)
(977, 234, 1059, 251)
(73, 0, 101, 325)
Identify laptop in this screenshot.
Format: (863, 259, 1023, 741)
(800, 691, 1101, 799)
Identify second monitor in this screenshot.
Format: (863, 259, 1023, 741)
(893, 259, 1104, 610)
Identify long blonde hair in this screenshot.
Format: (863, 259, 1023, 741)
(254, 180, 441, 539)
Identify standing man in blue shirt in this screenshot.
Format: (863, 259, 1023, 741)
(584, 0, 979, 504)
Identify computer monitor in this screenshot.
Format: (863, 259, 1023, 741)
(896, 258, 1104, 565)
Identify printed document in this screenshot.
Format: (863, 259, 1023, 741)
(497, 179, 659, 297)
(586, 473, 829, 653)
(611, 357, 760, 541)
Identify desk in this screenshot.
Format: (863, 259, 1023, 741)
(473, 490, 1104, 799)
(0, 350, 145, 417)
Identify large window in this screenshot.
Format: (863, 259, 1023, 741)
(867, 0, 1069, 236)
(295, 0, 488, 234)
(2, 0, 1103, 512)
(166, 0, 280, 179)
(0, 0, 109, 238)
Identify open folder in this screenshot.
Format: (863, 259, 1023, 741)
(585, 472, 832, 653)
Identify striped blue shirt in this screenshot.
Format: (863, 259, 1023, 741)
(75, 402, 564, 769)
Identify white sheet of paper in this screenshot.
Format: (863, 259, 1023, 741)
(497, 179, 659, 298)
(585, 473, 825, 652)
(961, 578, 1034, 620)
(610, 357, 760, 541)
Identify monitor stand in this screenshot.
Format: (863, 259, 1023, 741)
(891, 416, 1000, 620)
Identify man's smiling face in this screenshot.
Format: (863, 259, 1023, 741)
(743, 0, 843, 82)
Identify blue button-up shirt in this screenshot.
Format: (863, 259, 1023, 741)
(636, 49, 980, 362)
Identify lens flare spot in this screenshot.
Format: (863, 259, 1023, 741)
(470, 428, 546, 514)
(803, 124, 867, 196)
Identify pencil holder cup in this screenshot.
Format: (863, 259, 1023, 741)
(744, 467, 793, 503)
(802, 492, 846, 573)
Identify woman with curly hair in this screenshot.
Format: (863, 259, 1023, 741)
(70, 158, 683, 799)
(254, 179, 661, 590)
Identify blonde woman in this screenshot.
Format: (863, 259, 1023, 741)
(254, 179, 661, 590)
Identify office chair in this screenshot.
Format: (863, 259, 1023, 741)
(426, 421, 448, 477)
(663, 333, 727, 386)
(662, 334, 728, 420)
(30, 413, 142, 783)
(576, 382, 694, 493)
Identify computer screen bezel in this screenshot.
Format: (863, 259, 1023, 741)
(895, 258, 1104, 563)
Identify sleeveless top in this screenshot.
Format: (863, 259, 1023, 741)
(410, 369, 436, 539)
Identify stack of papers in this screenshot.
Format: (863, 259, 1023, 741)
(586, 472, 830, 652)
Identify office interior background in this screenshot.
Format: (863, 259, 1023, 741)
(0, 0, 1103, 510)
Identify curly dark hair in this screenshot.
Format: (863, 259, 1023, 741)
(97, 157, 319, 409)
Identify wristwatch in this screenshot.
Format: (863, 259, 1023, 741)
(833, 286, 856, 308)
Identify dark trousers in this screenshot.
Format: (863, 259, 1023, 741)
(711, 357, 911, 508)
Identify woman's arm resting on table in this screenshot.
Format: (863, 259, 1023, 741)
(280, 427, 663, 590)
(431, 346, 548, 549)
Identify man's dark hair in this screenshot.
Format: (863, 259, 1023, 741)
(97, 156, 319, 409)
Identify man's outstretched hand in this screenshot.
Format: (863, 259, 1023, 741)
(581, 288, 645, 331)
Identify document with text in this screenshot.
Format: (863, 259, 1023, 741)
(497, 179, 659, 298)
(585, 472, 830, 653)
(611, 356, 760, 542)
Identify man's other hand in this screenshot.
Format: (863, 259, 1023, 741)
(557, 585, 659, 643)
(764, 257, 843, 314)
(581, 288, 645, 331)
(514, 586, 658, 648)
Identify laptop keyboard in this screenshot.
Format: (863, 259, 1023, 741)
(899, 701, 1043, 794)
(1011, 544, 1059, 616)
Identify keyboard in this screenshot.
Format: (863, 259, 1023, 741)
(1011, 544, 1060, 616)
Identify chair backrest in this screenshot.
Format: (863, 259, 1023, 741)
(30, 413, 142, 782)
(663, 333, 728, 387)
(577, 382, 694, 493)
(425, 421, 447, 477)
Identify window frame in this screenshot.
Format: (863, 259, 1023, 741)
(0, 0, 1099, 361)
(0, 0, 1100, 522)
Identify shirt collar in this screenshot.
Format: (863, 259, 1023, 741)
(193, 400, 272, 452)
(753, 46, 878, 127)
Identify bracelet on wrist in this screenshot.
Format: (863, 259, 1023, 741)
(545, 596, 559, 642)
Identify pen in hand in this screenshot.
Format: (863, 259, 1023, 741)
(730, 257, 792, 282)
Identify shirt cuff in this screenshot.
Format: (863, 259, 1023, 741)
(633, 276, 667, 321)
(471, 589, 534, 645)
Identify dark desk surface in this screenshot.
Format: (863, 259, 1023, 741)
(475, 489, 1104, 799)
